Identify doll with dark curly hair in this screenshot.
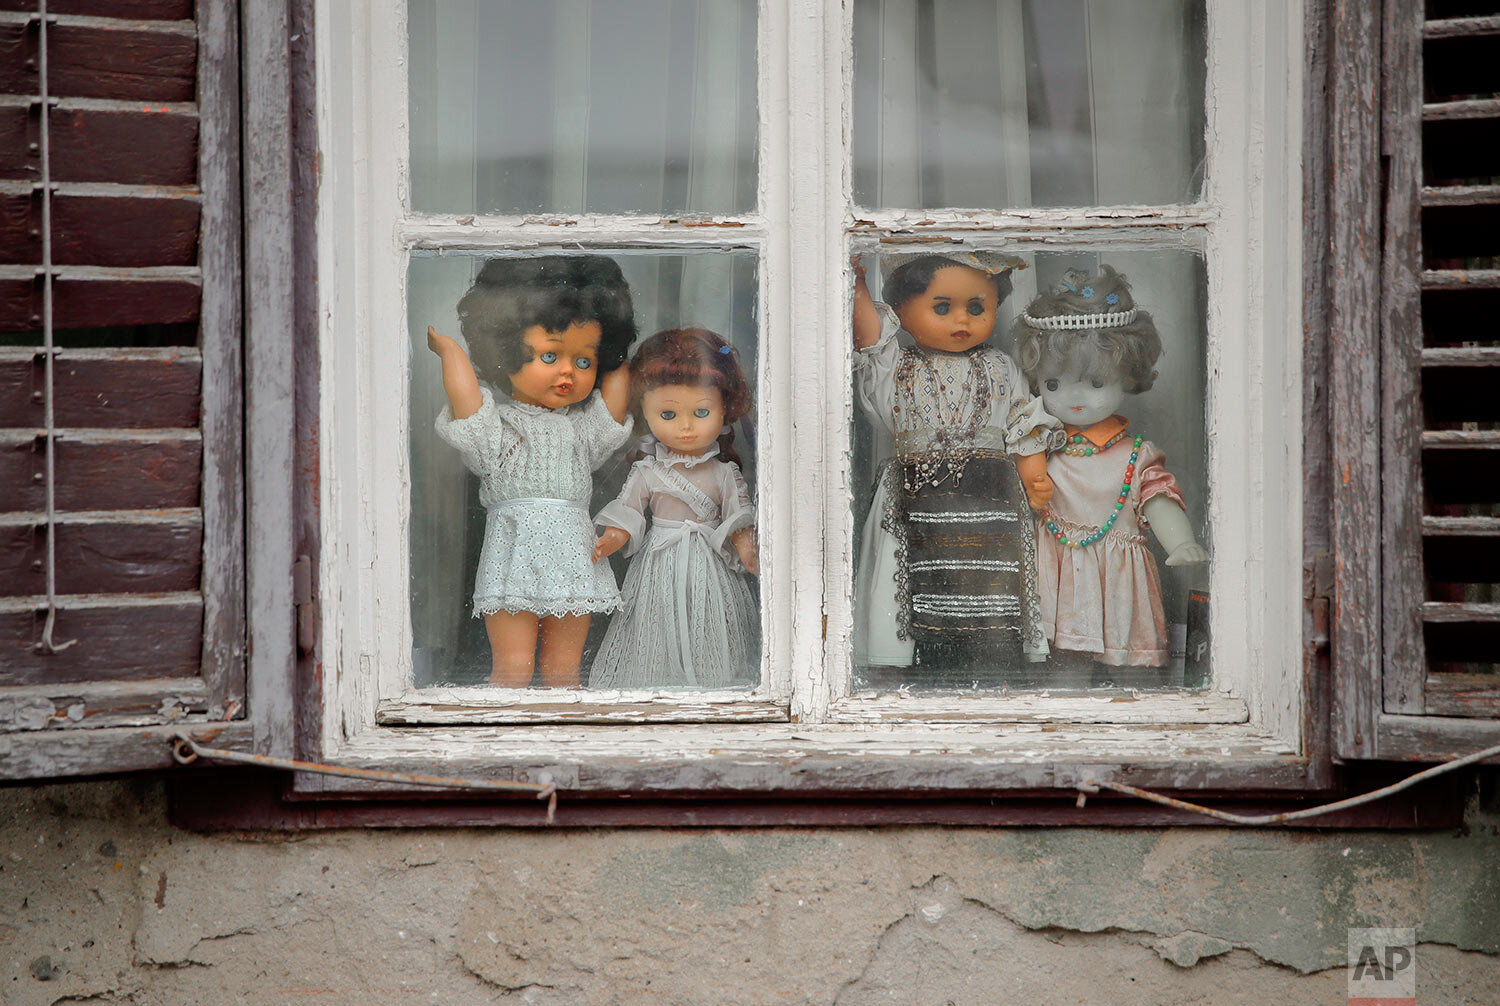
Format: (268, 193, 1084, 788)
(426, 255, 637, 688)
(1013, 265, 1208, 668)
(588, 328, 759, 689)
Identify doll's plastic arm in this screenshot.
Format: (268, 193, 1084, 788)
(428, 325, 483, 420)
(599, 363, 631, 424)
(1013, 452, 1054, 510)
(1142, 496, 1209, 566)
(732, 526, 759, 575)
(593, 526, 631, 563)
(852, 259, 882, 350)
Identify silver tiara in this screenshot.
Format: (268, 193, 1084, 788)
(1020, 308, 1138, 331)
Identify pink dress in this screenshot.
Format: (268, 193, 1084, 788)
(1035, 423, 1184, 667)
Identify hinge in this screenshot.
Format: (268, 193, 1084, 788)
(1307, 551, 1334, 653)
(293, 554, 316, 657)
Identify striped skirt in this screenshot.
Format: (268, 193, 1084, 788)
(883, 449, 1041, 671)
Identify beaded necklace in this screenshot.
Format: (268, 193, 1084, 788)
(897, 347, 993, 492)
(1061, 427, 1130, 457)
(1044, 434, 1144, 548)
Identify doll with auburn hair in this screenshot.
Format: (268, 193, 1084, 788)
(852, 252, 1063, 674)
(589, 328, 759, 689)
(1014, 265, 1208, 668)
(427, 255, 637, 688)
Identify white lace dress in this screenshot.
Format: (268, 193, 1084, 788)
(589, 442, 758, 689)
(434, 386, 633, 618)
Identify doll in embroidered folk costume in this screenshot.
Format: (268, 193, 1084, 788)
(852, 252, 1063, 674)
(1014, 266, 1209, 668)
(426, 256, 636, 688)
(590, 328, 759, 689)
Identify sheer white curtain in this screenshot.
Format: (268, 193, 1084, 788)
(406, 0, 758, 683)
(850, 0, 1210, 636)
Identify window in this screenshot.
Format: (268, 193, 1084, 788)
(305, 0, 1311, 781)
(18, 0, 1497, 811)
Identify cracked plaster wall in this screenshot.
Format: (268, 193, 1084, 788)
(1, 780, 1498, 1005)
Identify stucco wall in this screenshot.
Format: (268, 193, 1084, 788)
(2, 779, 1498, 1004)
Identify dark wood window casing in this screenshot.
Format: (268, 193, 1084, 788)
(0, 0, 247, 776)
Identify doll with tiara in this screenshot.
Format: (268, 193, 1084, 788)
(427, 255, 636, 688)
(589, 329, 759, 689)
(1014, 266, 1208, 668)
(852, 252, 1062, 673)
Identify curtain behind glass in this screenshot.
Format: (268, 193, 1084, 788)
(852, 0, 1206, 210)
(408, 0, 757, 216)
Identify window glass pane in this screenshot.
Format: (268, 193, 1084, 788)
(409, 251, 761, 690)
(850, 246, 1209, 693)
(852, 0, 1207, 210)
(408, 0, 759, 216)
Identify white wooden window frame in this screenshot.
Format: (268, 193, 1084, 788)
(310, 0, 1306, 775)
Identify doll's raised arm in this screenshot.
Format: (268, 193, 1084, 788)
(599, 362, 631, 424)
(852, 260, 882, 350)
(427, 325, 482, 420)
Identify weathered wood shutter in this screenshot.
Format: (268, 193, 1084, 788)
(1362, 0, 1500, 759)
(0, 0, 244, 774)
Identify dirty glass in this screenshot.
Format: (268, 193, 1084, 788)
(849, 245, 1210, 694)
(408, 0, 758, 216)
(408, 250, 762, 690)
(851, 0, 1207, 210)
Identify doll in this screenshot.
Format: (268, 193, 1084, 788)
(852, 252, 1063, 673)
(427, 255, 636, 688)
(1013, 266, 1209, 668)
(589, 328, 760, 689)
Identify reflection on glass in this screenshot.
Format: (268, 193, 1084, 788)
(850, 248, 1209, 693)
(409, 251, 760, 689)
(851, 0, 1206, 209)
(408, 0, 758, 216)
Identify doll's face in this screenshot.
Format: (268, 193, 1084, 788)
(642, 384, 724, 456)
(1039, 364, 1127, 428)
(894, 265, 998, 354)
(507, 321, 602, 409)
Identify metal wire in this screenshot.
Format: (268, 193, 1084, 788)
(34, 0, 74, 654)
(1077, 741, 1500, 825)
(170, 735, 560, 823)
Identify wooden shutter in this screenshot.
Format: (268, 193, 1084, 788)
(1368, 0, 1500, 760)
(0, 0, 246, 775)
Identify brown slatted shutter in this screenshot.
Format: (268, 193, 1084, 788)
(0, 0, 243, 768)
(1375, 0, 1500, 759)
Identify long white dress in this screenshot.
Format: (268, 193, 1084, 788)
(434, 385, 633, 618)
(589, 442, 758, 689)
(853, 302, 1062, 666)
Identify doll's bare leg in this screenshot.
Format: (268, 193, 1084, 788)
(535, 614, 590, 688)
(485, 610, 540, 687)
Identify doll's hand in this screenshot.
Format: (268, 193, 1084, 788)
(593, 527, 631, 563)
(732, 527, 760, 576)
(427, 325, 462, 357)
(1164, 542, 1210, 566)
(1024, 473, 1054, 510)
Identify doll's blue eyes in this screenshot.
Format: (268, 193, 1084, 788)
(933, 302, 950, 316)
(659, 410, 676, 420)
(967, 301, 985, 317)
(932, 300, 986, 317)
(1044, 379, 1060, 392)
(693, 408, 711, 418)
(536, 351, 591, 369)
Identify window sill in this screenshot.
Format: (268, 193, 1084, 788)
(305, 716, 1301, 798)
